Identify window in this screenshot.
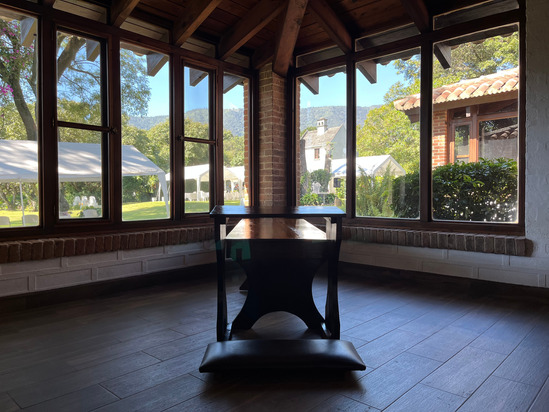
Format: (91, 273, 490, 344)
(356, 50, 420, 218)
(57, 30, 107, 220)
(0, 11, 39, 228)
(183, 65, 213, 213)
(432, 27, 519, 223)
(297, 67, 346, 208)
(222, 72, 249, 205)
(120, 44, 170, 221)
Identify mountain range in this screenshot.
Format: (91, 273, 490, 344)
(129, 105, 378, 137)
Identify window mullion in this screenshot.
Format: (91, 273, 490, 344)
(420, 39, 433, 223)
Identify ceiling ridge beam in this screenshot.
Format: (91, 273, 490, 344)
(174, 0, 223, 47)
(218, 0, 286, 61)
(308, 0, 352, 54)
(272, 0, 309, 77)
(111, 0, 141, 27)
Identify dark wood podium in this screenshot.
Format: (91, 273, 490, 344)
(199, 205, 365, 372)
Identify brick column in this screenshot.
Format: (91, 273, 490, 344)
(432, 109, 448, 167)
(258, 64, 287, 206)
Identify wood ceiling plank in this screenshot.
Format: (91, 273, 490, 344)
(218, 0, 286, 60)
(174, 0, 223, 46)
(308, 0, 352, 53)
(111, 0, 141, 27)
(272, 0, 309, 76)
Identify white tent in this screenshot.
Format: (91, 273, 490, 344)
(167, 164, 245, 201)
(331, 155, 406, 178)
(0, 140, 169, 219)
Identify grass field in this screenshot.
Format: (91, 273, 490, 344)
(0, 200, 242, 227)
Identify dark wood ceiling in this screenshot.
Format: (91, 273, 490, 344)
(66, 0, 510, 75)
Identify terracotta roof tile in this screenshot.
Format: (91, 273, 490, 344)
(394, 67, 519, 111)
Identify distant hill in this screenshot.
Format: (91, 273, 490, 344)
(129, 105, 378, 136)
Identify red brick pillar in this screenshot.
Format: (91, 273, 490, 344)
(258, 64, 287, 206)
(432, 109, 448, 167)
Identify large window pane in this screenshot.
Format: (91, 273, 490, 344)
(184, 66, 210, 140)
(358, 50, 421, 218)
(223, 73, 248, 206)
(57, 31, 103, 126)
(431, 26, 519, 222)
(58, 128, 103, 219)
(57, 31, 106, 219)
(297, 67, 346, 210)
(184, 141, 210, 214)
(0, 11, 39, 228)
(121, 44, 170, 221)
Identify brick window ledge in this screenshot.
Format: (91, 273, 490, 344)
(342, 226, 529, 257)
(0, 226, 215, 264)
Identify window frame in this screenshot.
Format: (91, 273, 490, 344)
(0, 2, 255, 239)
(291, 9, 524, 235)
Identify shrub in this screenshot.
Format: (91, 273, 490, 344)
(392, 158, 517, 222)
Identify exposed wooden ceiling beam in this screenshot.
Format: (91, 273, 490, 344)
(218, 0, 286, 61)
(434, 43, 452, 69)
(357, 60, 377, 84)
(308, 0, 352, 54)
(174, 0, 223, 47)
(399, 0, 430, 33)
(272, 0, 309, 77)
(299, 75, 319, 95)
(111, 0, 141, 27)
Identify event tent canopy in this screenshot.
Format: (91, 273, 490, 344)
(0, 140, 169, 215)
(331, 155, 406, 178)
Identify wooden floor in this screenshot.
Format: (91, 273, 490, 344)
(1, 264, 549, 411)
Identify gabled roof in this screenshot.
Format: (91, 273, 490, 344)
(302, 125, 344, 149)
(394, 67, 519, 112)
(331, 155, 406, 178)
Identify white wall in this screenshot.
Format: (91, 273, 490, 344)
(341, 0, 549, 288)
(0, 241, 215, 297)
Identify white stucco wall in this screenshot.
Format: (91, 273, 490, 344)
(0, 241, 216, 298)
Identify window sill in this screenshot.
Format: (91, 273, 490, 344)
(0, 226, 214, 264)
(342, 226, 529, 257)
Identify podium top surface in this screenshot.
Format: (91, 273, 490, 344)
(210, 205, 345, 219)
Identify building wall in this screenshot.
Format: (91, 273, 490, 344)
(432, 109, 448, 167)
(0, 240, 215, 298)
(341, 0, 549, 288)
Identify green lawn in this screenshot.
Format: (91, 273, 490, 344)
(0, 200, 242, 227)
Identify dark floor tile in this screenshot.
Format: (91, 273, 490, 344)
(345, 312, 416, 342)
(407, 325, 479, 362)
(8, 352, 159, 408)
(0, 393, 19, 412)
(22, 384, 118, 412)
(95, 374, 206, 412)
(421, 346, 506, 397)
(347, 352, 441, 410)
(357, 329, 428, 368)
(384, 383, 465, 412)
(529, 376, 549, 412)
(457, 375, 539, 412)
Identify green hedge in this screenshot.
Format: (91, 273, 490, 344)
(392, 158, 517, 222)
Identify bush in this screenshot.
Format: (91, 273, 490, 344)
(392, 158, 517, 222)
(356, 168, 395, 217)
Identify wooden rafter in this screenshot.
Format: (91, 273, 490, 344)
(111, 0, 141, 27)
(272, 0, 309, 77)
(174, 0, 223, 47)
(399, 0, 430, 33)
(308, 0, 352, 54)
(218, 0, 286, 61)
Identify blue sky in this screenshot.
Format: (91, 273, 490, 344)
(146, 61, 406, 116)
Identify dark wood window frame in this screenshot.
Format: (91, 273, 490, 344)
(0, 2, 255, 240)
(291, 9, 524, 236)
